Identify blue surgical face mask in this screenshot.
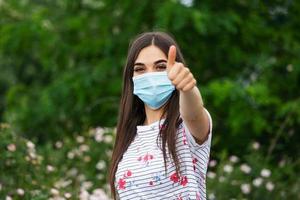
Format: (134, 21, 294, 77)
(132, 71, 175, 110)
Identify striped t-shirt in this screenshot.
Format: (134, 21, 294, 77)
(115, 109, 212, 200)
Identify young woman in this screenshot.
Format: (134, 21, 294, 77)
(108, 32, 213, 200)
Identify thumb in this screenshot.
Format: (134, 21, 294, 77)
(167, 45, 176, 72)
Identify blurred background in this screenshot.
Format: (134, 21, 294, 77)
(0, 0, 299, 199)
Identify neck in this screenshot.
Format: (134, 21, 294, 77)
(143, 105, 166, 125)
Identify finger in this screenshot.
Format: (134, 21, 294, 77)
(176, 74, 194, 90)
(182, 79, 197, 92)
(167, 45, 176, 70)
(172, 67, 190, 86)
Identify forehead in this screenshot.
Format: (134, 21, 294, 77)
(135, 45, 167, 64)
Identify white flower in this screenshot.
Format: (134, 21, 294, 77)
(77, 174, 86, 182)
(223, 164, 233, 173)
(95, 133, 103, 142)
(209, 160, 217, 167)
(94, 128, 105, 142)
(79, 189, 89, 200)
(29, 152, 37, 159)
(208, 193, 216, 200)
(26, 141, 35, 149)
(266, 181, 275, 191)
(79, 144, 90, 152)
(0, 183, 2, 191)
(67, 168, 78, 177)
(67, 151, 75, 159)
(240, 183, 251, 194)
(252, 177, 263, 187)
(90, 188, 110, 200)
(240, 164, 251, 174)
(55, 141, 63, 149)
(252, 142, 260, 150)
(179, 0, 193, 7)
(16, 188, 25, 195)
(76, 136, 85, 143)
(31, 189, 41, 195)
(261, 168, 271, 177)
(7, 144, 16, 152)
(96, 160, 106, 170)
(6, 196, 12, 200)
(229, 155, 239, 163)
(207, 171, 216, 179)
(54, 179, 72, 189)
(286, 64, 293, 72)
(95, 127, 105, 135)
(104, 135, 113, 143)
(81, 181, 93, 190)
(64, 192, 72, 198)
(47, 165, 55, 172)
(50, 188, 59, 196)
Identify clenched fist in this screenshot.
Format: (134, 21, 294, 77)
(167, 45, 197, 92)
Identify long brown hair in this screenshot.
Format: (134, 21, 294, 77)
(108, 31, 186, 199)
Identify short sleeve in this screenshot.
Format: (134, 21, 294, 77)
(182, 108, 213, 151)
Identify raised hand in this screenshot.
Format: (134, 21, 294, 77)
(167, 45, 197, 92)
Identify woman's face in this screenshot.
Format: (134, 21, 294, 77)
(133, 45, 168, 77)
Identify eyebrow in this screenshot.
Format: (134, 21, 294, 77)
(134, 59, 167, 66)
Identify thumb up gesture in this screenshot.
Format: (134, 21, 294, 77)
(167, 45, 197, 92)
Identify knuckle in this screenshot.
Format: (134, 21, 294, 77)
(176, 63, 183, 70)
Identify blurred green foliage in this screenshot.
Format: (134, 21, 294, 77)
(0, 0, 299, 198)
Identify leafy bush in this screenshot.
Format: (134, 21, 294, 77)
(0, 123, 113, 199)
(207, 142, 300, 200)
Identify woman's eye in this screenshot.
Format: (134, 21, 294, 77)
(134, 67, 144, 72)
(156, 64, 167, 70)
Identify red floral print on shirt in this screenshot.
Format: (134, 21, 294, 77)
(170, 172, 188, 186)
(118, 178, 126, 190)
(137, 152, 154, 166)
(176, 193, 183, 200)
(180, 176, 188, 186)
(124, 170, 132, 177)
(170, 172, 180, 183)
(117, 170, 133, 190)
